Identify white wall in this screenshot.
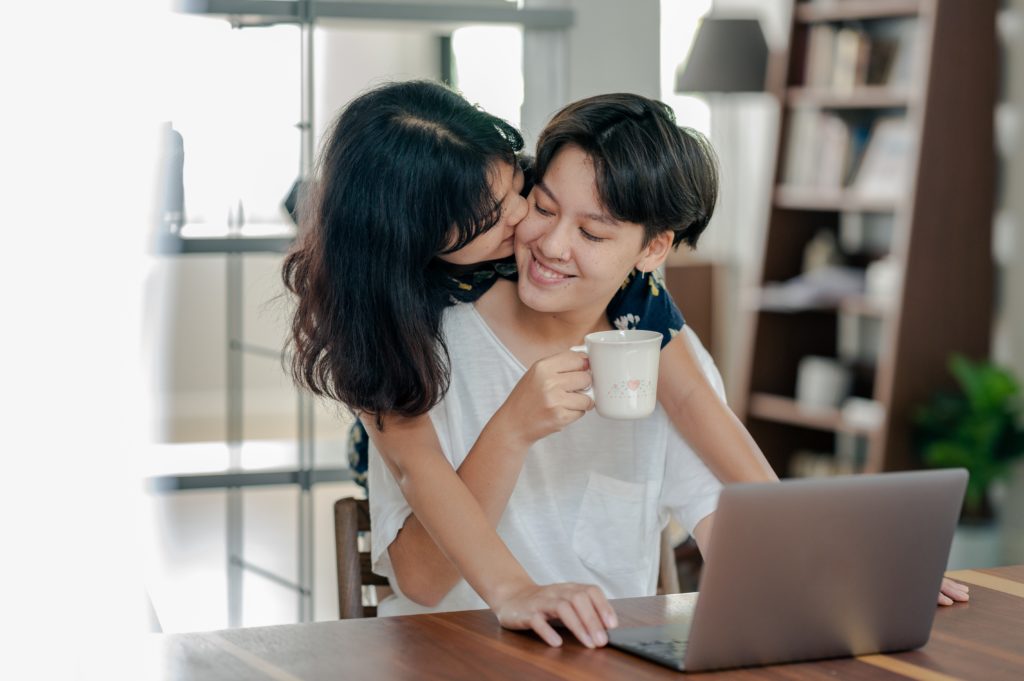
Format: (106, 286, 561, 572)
(521, 0, 660, 147)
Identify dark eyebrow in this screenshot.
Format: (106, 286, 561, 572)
(536, 181, 617, 225)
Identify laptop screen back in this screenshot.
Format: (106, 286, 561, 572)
(683, 469, 967, 672)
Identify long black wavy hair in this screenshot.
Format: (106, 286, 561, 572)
(282, 81, 523, 427)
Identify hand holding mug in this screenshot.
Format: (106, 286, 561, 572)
(496, 350, 595, 448)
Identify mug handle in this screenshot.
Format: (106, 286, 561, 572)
(570, 345, 595, 400)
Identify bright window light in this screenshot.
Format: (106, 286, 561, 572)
(661, 0, 713, 135)
(451, 26, 524, 130)
(158, 14, 301, 227)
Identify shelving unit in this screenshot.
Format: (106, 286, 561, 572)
(151, 229, 330, 626)
(735, 0, 997, 477)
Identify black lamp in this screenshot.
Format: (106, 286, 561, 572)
(675, 18, 769, 94)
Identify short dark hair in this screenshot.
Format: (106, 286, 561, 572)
(282, 80, 523, 426)
(535, 93, 718, 249)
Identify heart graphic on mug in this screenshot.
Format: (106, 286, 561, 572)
(627, 379, 641, 391)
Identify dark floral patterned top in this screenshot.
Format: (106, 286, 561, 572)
(345, 260, 685, 490)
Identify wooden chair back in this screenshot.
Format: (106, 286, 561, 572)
(334, 497, 392, 618)
(335, 497, 698, 617)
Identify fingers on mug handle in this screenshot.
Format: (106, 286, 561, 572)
(569, 345, 591, 371)
(569, 345, 594, 398)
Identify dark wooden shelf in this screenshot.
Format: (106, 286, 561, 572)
(787, 86, 913, 109)
(755, 294, 891, 318)
(774, 186, 900, 212)
(795, 0, 921, 23)
(747, 393, 879, 436)
(741, 0, 997, 477)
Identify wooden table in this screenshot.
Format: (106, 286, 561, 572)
(159, 566, 1024, 680)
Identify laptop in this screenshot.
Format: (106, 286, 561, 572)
(608, 469, 967, 673)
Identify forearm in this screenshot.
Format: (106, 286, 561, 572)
(658, 335, 777, 483)
(372, 409, 540, 606)
(387, 446, 534, 607)
(670, 383, 777, 483)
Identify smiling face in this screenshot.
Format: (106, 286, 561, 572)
(515, 144, 671, 320)
(437, 160, 527, 266)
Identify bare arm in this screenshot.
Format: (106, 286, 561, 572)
(366, 412, 535, 606)
(657, 333, 778, 484)
(690, 513, 714, 560)
(367, 351, 618, 648)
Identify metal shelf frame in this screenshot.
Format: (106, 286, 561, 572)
(178, 0, 574, 29)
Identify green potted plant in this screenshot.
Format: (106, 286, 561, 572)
(914, 355, 1024, 522)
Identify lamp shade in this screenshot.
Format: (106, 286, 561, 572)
(675, 18, 768, 94)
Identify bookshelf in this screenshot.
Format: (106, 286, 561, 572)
(735, 0, 997, 478)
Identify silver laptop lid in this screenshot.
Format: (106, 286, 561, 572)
(684, 469, 967, 672)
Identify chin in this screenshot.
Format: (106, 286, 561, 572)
(516, 272, 569, 313)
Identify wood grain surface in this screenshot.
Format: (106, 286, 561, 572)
(159, 565, 1024, 680)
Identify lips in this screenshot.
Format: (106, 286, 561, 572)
(527, 252, 574, 286)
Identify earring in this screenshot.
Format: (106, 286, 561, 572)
(638, 266, 646, 279)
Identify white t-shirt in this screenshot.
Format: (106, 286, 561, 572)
(368, 302, 724, 616)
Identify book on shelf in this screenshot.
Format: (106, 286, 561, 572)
(801, 17, 919, 92)
(849, 116, 913, 201)
(832, 26, 870, 92)
(783, 108, 870, 190)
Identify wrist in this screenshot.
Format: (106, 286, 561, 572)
(485, 404, 534, 452)
(483, 575, 537, 609)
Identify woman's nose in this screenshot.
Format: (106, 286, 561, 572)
(537, 221, 571, 261)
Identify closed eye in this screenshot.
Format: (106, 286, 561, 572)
(534, 202, 554, 217)
(580, 227, 606, 243)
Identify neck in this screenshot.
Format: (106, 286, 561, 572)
(476, 280, 611, 367)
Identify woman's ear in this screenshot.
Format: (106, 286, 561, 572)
(636, 231, 674, 273)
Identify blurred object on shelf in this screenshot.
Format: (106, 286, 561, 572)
(841, 397, 885, 432)
(839, 211, 893, 255)
(760, 265, 865, 311)
(802, 228, 842, 272)
(838, 311, 883, 364)
(804, 17, 920, 92)
(159, 122, 186, 234)
(796, 355, 853, 410)
(849, 116, 913, 200)
(864, 257, 901, 307)
(789, 449, 854, 477)
(283, 177, 309, 226)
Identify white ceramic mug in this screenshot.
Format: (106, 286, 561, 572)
(571, 329, 662, 419)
